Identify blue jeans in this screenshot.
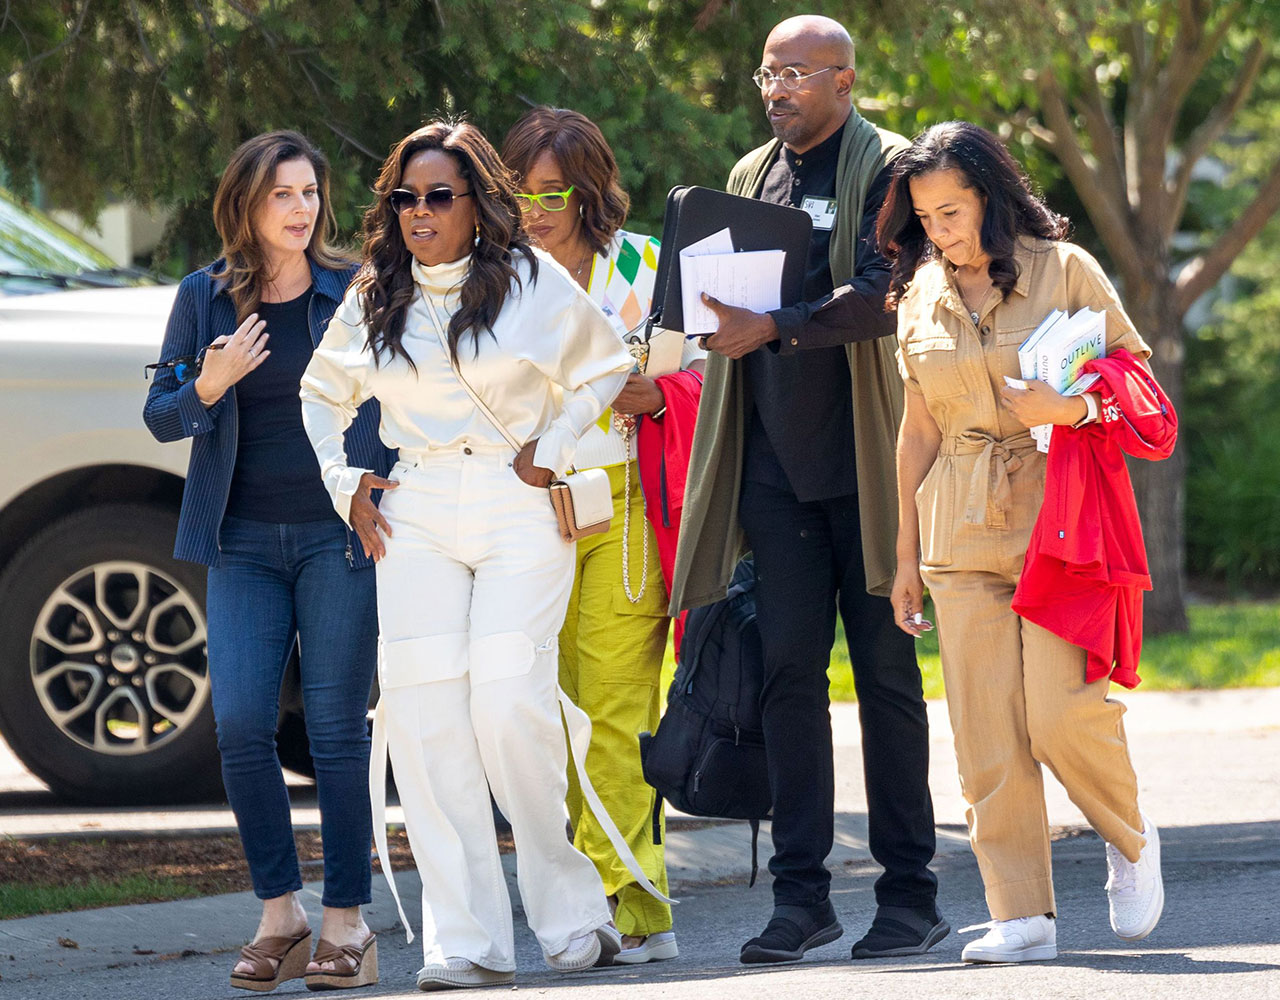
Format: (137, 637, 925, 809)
(207, 515, 377, 907)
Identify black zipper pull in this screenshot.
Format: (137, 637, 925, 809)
(345, 542, 354, 568)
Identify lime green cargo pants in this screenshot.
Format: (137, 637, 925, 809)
(560, 460, 673, 937)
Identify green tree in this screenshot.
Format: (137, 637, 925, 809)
(1184, 211, 1280, 591)
(0, 1, 749, 265)
(7, 2, 1277, 631)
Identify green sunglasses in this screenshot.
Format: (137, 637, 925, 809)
(515, 186, 576, 212)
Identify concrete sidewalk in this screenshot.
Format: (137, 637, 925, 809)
(2, 686, 1277, 986)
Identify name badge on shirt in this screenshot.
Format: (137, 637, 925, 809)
(801, 196, 837, 231)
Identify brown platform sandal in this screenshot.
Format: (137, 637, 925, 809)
(230, 928, 312, 992)
(304, 933, 378, 991)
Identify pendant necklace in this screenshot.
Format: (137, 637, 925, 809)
(573, 247, 592, 285)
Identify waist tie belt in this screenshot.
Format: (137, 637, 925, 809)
(939, 431, 1037, 530)
(369, 687, 677, 943)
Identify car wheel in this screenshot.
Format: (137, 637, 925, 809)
(0, 503, 223, 804)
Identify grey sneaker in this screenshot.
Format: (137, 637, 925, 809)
(416, 958, 514, 991)
(1106, 811, 1164, 941)
(545, 924, 621, 972)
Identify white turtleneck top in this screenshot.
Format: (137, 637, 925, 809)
(299, 249, 631, 524)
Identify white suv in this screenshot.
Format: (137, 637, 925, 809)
(0, 195, 311, 804)
(0, 281, 237, 802)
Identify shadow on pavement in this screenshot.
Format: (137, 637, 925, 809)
(1048, 952, 1280, 975)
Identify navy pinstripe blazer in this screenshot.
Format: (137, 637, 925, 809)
(143, 258, 395, 569)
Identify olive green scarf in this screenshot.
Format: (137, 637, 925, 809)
(670, 110, 909, 611)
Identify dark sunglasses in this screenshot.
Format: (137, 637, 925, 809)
(144, 343, 224, 384)
(388, 188, 473, 215)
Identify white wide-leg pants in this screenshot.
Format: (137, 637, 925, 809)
(370, 447, 611, 971)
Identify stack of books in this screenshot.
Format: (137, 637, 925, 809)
(1008, 307, 1105, 452)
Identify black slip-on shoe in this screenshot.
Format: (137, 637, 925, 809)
(740, 904, 844, 965)
(850, 906, 950, 959)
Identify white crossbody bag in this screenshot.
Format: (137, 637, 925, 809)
(421, 289, 612, 542)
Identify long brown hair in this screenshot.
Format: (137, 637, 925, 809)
(876, 121, 1069, 310)
(211, 130, 351, 321)
(500, 107, 629, 256)
(355, 119, 537, 367)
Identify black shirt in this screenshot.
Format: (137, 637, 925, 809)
(743, 116, 896, 502)
(225, 288, 339, 524)
(760, 124, 843, 305)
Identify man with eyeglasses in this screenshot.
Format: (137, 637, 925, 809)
(670, 14, 945, 966)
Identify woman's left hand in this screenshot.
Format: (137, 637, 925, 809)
(611, 373, 665, 416)
(514, 439, 556, 488)
(351, 472, 398, 561)
(999, 379, 1089, 427)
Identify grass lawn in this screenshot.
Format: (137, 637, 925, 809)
(0, 874, 199, 921)
(662, 600, 1280, 700)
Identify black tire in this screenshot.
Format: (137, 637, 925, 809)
(0, 503, 224, 804)
(275, 704, 316, 780)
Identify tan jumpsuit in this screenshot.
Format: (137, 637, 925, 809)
(896, 238, 1151, 921)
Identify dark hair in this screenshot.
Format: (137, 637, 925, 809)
(211, 130, 353, 321)
(500, 106, 629, 256)
(353, 119, 537, 367)
(876, 121, 1069, 310)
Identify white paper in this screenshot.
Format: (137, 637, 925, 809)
(680, 248, 786, 335)
(679, 227, 735, 259)
(678, 228, 735, 336)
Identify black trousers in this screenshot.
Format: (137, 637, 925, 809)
(739, 479, 939, 912)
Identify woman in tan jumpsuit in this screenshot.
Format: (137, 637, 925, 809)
(876, 122, 1164, 964)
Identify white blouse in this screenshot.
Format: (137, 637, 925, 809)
(299, 249, 631, 524)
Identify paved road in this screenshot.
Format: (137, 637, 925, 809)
(4, 821, 1277, 1000)
(2, 688, 1278, 998)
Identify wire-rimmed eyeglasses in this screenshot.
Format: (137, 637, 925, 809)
(751, 65, 846, 91)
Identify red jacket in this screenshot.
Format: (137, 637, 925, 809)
(1011, 350, 1177, 688)
(637, 369, 704, 654)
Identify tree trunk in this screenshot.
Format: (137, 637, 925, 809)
(1126, 284, 1190, 634)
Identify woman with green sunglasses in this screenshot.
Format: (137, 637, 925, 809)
(501, 107, 706, 967)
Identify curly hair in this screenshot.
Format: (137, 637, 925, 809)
(875, 121, 1069, 310)
(500, 106, 630, 256)
(211, 130, 353, 322)
(353, 119, 537, 367)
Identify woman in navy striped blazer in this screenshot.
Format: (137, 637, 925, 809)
(144, 131, 393, 993)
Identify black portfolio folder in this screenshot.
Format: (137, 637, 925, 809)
(651, 185, 814, 333)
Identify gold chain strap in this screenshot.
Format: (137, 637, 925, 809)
(620, 424, 650, 604)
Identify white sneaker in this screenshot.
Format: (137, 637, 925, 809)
(960, 915, 1057, 964)
(416, 958, 514, 991)
(614, 930, 679, 965)
(545, 924, 621, 972)
(1106, 812, 1164, 941)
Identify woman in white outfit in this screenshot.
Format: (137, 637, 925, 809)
(298, 120, 637, 991)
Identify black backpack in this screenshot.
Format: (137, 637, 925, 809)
(639, 557, 771, 882)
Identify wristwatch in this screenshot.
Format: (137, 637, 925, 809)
(1071, 392, 1100, 428)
